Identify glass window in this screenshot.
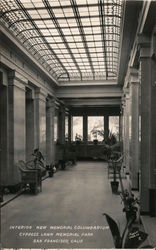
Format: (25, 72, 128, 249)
(88, 116, 104, 142)
(72, 116, 83, 141)
(109, 116, 119, 141)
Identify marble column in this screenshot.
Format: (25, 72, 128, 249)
(26, 87, 35, 161)
(68, 114, 72, 143)
(129, 68, 140, 190)
(7, 71, 27, 185)
(34, 88, 47, 158)
(123, 89, 130, 174)
(46, 97, 55, 165)
(104, 115, 109, 142)
(65, 113, 69, 142)
(58, 105, 65, 144)
(119, 115, 123, 142)
(139, 33, 156, 214)
(83, 114, 88, 143)
(0, 72, 8, 185)
(121, 96, 126, 167)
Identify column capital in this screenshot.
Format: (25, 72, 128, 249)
(137, 34, 152, 58)
(46, 96, 55, 108)
(125, 67, 140, 88)
(129, 68, 140, 85)
(59, 104, 66, 114)
(121, 96, 126, 108)
(123, 87, 130, 99)
(8, 70, 28, 91)
(138, 34, 151, 47)
(35, 87, 47, 101)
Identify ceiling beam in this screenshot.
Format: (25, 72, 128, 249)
(59, 79, 117, 86)
(60, 98, 121, 107)
(56, 84, 122, 99)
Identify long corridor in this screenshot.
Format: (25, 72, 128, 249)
(1, 161, 125, 249)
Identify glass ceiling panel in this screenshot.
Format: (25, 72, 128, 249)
(0, 0, 123, 84)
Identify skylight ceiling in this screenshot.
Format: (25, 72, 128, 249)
(0, 0, 123, 84)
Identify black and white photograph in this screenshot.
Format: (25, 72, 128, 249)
(0, 0, 156, 249)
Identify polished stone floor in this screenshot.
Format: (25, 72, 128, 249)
(0, 161, 141, 248)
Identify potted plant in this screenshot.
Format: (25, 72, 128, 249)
(120, 190, 139, 222)
(93, 139, 98, 145)
(91, 128, 99, 144)
(75, 133, 82, 145)
(110, 160, 119, 193)
(103, 213, 149, 249)
(110, 153, 124, 194)
(46, 164, 54, 177)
